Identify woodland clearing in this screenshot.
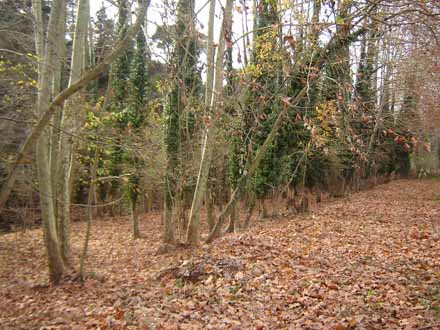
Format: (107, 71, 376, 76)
(0, 179, 439, 330)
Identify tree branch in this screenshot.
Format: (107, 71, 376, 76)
(0, 0, 148, 210)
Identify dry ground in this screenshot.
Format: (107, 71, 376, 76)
(0, 179, 439, 330)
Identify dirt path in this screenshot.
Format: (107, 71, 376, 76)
(1, 179, 439, 329)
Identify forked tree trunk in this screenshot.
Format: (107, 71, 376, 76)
(32, 0, 66, 283)
(1, 0, 148, 283)
(185, 0, 233, 245)
(0, 1, 148, 212)
(164, 0, 198, 245)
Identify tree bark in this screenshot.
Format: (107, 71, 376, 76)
(204, 0, 216, 107)
(185, 0, 233, 245)
(50, 3, 67, 233)
(131, 195, 141, 239)
(32, 0, 66, 283)
(79, 150, 97, 279)
(226, 200, 237, 233)
(58, 0, 90, 265)
(367, 36, 392, 156)
(243, 192, 256, 229)
(206, 189, 215, 232)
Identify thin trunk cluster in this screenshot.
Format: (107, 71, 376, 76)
(3, 0, 148, 283)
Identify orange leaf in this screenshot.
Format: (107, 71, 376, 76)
(327, 323, 346, 330)
(423, 142, 431, 152)
(281, 96, 292, 109)
(283, 35, 296, 49)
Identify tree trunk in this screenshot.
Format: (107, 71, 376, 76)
(205, 27, 368, 243)
(185, 0, 233, 245)
(205, 85, 309, 243)
(226, 201, 237, 233)
(79, 150, 97, 279)
(243, 192, 256, 229)
(131, 195, 141, 239)
(0, 1, 148, 211)
(259, 198, 268, 219)
(163, 195, 175, 243)
(57, 0, 90, 264)
(163, 0, 199, 244)
(204, 0, 216, 107)
(206, 189, 215, 232)
(32, 0, 66, 283)
(50, 4, 67, 222)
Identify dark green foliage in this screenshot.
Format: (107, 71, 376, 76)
(112, 0, 133, 116)
(242, 0, 283, 199)
(164, 86, 181, 210)
(126, 29, 148, 128)
(124, 24, 149, 205)
(94, 3, 115, 62)
(88, 3, 115, 103)
(164, 0, 201, 208)
(104, 0, 133, 193)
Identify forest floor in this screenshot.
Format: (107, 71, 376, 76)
(0, 179, 439, 330)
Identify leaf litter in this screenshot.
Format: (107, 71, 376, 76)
(0, 179, 439, 329)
